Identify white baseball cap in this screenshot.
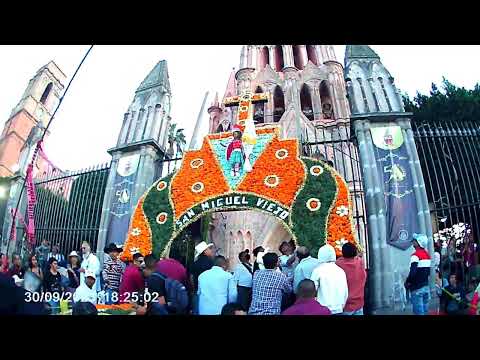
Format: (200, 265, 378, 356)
(412, 233, 429, 249)
(85, 270, 96, 280)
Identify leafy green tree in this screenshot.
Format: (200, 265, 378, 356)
(403, 78, 480, 224)
(403, 77, 480, 123)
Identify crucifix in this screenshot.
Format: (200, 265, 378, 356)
(224, 89, 268, 172)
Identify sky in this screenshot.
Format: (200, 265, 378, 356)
(1, 45, 480, 171)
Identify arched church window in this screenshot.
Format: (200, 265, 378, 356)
(320, 81, 334, 120)
(300, 84, 314, 120)
(357, 78, 370, 113)
(245, 231, 253, 251)
(273, 86, 285, 123)
(306, 45, 319, 66)
(274, 45, 284, 72)
(253, 86, 265, 124)
(236, 230, 244, 257)
(378, 77, 393, 111)
(260, 46, 270, 69)
(216, 124, 223, 133)
(293, 46, 304, 70)
(40, 82, 52, 105)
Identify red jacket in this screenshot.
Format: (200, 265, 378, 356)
(336, 256, 367, 312)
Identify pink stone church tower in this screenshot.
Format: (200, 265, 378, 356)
(206, 45, 362, 266)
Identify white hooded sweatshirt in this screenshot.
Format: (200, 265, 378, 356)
(310, 244, 348, 314)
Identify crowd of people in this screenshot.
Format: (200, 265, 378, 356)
(1, 233, 479, 315)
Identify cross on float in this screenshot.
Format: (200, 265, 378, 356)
(223, 89, 268, 126)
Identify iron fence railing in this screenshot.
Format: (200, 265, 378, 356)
(412, 118, 480, 287)
(31, 163, 110, 257)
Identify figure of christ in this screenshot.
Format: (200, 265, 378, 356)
(226, 125, 246, 178)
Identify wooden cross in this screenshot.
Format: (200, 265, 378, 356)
(224, 89, 268, 127)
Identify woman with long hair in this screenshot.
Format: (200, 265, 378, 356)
(27, 254, 43, 280)
(67, 251, 81, 291)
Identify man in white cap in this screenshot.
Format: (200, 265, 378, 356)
(405, 233, 432, 315)
(73, 270, 98, 305)
(190, 241, 215, 314)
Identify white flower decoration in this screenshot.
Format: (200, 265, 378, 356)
(156, 181, 167, 192)
(335, 238, 348, 250)
(275, 149, 289, 160)
(156, 212, 168, 225)
(309, 165, 324, 176)
(306, 198, 321, 212)
(191, 182, 205, 193)
(264, 175, 280, 188)
(336, 205, 349, 217)
(190, 158, 204, 169)
(131, 228, 141, 236)
(130, 247, 140, 254)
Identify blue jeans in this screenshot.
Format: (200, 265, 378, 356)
(410, 286, 430, 315)
(342, 308, 364, 315)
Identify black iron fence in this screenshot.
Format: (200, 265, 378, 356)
(30, 163, 110, 257)
(301, 120, 368, 265)
(412, 118, 480, 285)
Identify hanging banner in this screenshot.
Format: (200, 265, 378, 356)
(106, 154, 140, 247)
(25, 164, 37, 245)
(371, 125, 419, 250)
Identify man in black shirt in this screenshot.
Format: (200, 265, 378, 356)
(189, 241, 215, 314)
(43, 257, 63, 294)
(190, 242, 215, 290)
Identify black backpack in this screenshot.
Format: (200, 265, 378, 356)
(151, 272, 189, 314)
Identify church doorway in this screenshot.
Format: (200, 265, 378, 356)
(165, 208, 293, 271)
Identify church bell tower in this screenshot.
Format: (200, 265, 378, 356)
(0, 61, 65, 177)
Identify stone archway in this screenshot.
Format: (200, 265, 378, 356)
(121, 126, 358, 261)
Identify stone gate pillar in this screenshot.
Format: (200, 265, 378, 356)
(96, 60, 173, 261)
(352, 113, 434, 313)
(345, 45, 434, 313)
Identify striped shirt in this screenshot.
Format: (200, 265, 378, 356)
(102, 257, 125, 291)
(249, 269, 292, 315)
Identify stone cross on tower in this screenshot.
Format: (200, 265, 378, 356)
(224, 89, 268, 127)
(224, 89, 268, 172)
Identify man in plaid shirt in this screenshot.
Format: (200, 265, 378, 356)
(249, 252, 293, 315)
(102, 243, 126, 304)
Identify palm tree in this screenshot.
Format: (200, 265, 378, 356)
(167, 123, 187, 157)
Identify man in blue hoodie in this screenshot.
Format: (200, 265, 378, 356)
(405, 233, 432, 315)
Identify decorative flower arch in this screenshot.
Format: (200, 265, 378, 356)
(121, 127, 358, 261)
